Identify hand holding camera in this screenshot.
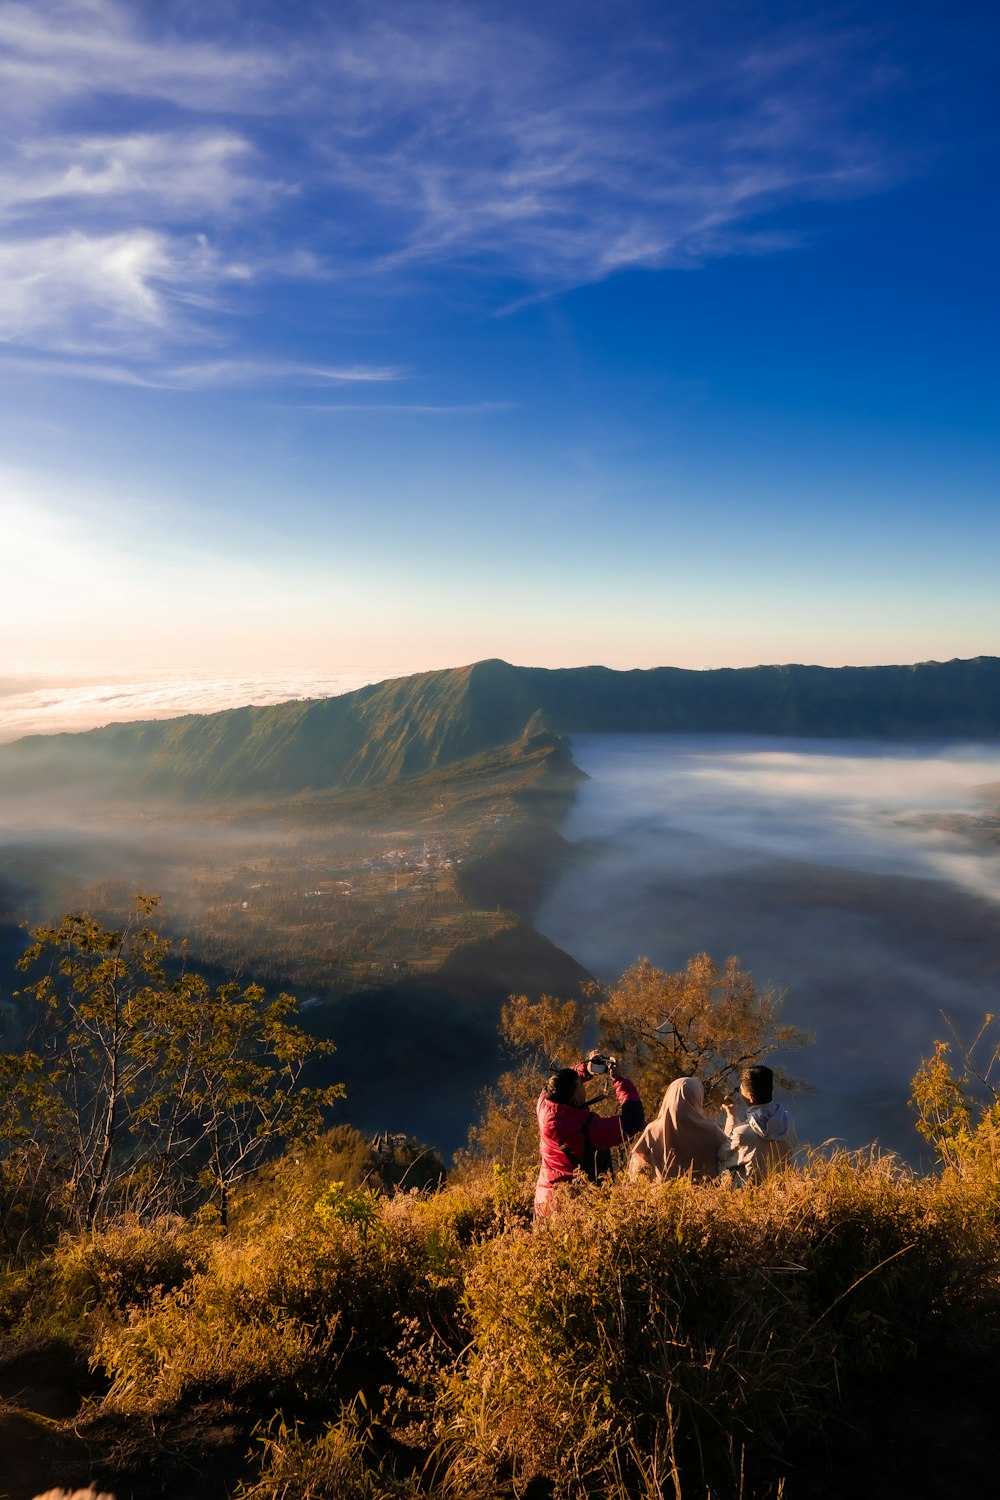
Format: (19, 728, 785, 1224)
(721, 1090, 741, 1122)
(586, 1051, 619, 1080)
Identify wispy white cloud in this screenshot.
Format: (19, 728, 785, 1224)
(0, 0, 289, 115)
(282, 11, 906, 332)
(164, 359, 405, 388)
(0, 0, 906, 365)
(0, 350, 405, 388)
(0, 228, 238, 349)
(305, 6, 893, 289)
(0, 2, 300, 358)
(0, 352, 165, 386)
(305, 400, 513, 414)
(0, 130, 287, 221)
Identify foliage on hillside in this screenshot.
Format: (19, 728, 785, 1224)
(2, 1140, 1000, 1500)
(1, 898, 341, 1247)
(4, 905, 1000, 1498)
(910, 1013, 1000, 1173)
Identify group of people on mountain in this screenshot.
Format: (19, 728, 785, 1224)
(534, 1053, 797, 1216)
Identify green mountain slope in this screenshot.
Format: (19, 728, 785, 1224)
(3, 655, 1000, 801)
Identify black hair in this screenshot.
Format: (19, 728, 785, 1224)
(741, 1065, 774, 1104)
(545, 1067, 581, 1105)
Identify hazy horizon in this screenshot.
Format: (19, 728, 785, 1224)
(0, 667, 393, 743)
(4, 651, 1000, 744)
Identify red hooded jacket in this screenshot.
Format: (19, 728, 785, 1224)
(534, 1064, 644, 1215)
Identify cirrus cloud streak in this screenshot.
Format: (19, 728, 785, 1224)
(0, 0, 910, 378)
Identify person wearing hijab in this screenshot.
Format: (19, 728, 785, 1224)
(627, 1075, 728, 1182)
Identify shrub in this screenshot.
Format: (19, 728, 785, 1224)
(236, 1411, 407, 1500)
(0, 1216, 214, 1358)
(0, 1139, 64, 1266)
(437, 1177, 826, 1496)
(95, 1192, 466, 1417)
(11, 1139, 1000, 1498)
(51, 1217, 214, 1321)
(435, 1156, 1000, 1497)
(411, 1161, 533, 1245)
(236, 1127, 446, 1229)
(911, 1026, 1000, 1188)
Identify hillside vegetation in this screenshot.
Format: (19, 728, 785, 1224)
(3, 1141, 999, 1500)
(3, 654, 1000, 801)
(3, 905, 1000, 1499)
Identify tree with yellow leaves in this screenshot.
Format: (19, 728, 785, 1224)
(595, 952, 809, 1112)
(463, 951, 810, 1171)
(910, 1016, 1000, 1172)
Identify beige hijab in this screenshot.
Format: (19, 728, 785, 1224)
(628, 1077, 727, 1182)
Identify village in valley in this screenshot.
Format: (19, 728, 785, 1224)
(182, 822, 515, 989)
(25, 782, 526, 996)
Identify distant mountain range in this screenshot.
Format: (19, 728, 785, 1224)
(4, 655, 1000, 801)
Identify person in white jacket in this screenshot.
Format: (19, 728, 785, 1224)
(721, 1065, 797, 1181)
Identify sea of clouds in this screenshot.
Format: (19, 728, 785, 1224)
(534, 735, 1000, 1159)
(553, 736, 1000, 904)
(0, 669, 396, 743)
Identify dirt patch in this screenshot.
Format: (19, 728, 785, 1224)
(0, 1406, 99, 1500)
(0, 1343, 101, 1423)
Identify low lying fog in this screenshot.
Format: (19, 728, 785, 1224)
(0, 668, 391, 741)
(534, 736, 1000, 1160)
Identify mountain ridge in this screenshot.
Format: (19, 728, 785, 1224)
(4, 654, 1000, 801)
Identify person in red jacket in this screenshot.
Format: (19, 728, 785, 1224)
(534, 1053, 644, 1217)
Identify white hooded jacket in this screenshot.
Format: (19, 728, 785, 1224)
(722, 1099, 797, 1180)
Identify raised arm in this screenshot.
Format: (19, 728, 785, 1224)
(586, 1072, 644, 1151)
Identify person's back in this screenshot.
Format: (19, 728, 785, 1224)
(722, 1065, 797, 1181)
(534, 1056, 644, 1216)
(628, 1075, 728, 1183)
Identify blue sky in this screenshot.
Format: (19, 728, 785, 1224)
(1, 0, 998, 695)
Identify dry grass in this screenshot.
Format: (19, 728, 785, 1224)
(234, 1412, 407, 1500)
(435, 1152, 1000, 1497)
(6, 1145, 1000, 1499)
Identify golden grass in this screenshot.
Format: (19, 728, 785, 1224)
(4, 1146, 1000, 1499)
